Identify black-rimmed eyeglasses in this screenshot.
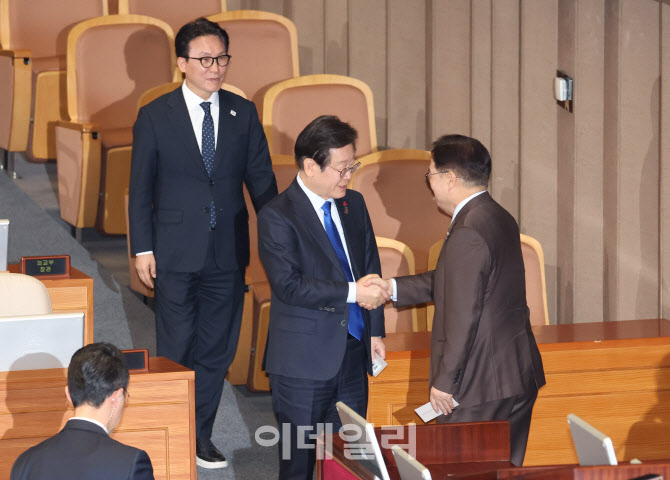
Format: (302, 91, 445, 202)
(328, 162, 361, 178)
(185, 54, 231, 68)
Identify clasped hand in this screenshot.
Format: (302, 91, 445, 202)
(356, 274, 393, 310)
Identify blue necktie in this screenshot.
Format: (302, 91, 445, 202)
(321, 201, 364, 340)
(200, 101, 216, 229)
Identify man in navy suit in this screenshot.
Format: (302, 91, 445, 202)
(129, 18, 277, 468)
(11, 343, 153, 480)
(258, 115, 388, 480)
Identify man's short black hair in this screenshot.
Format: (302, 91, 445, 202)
(175, 17, 229, 58)
(67, 343, 129, 408)
(294, 115, 358, 170)
(431, 134, 491, 188)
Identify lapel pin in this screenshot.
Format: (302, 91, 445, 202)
(343, 201, 348, 215)
(230, 110, 236, 116)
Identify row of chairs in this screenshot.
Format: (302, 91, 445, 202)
(0, 0, 230, 162)
(124, 151, 550, 391)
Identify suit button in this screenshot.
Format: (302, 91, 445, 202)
(319, 307, 324, 311)
(204, 207, 210, 213)
(341, 320, 346, 326)
(209, 180, 214, 186)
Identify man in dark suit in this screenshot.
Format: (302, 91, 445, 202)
(373, 135, 545, 466)
(11, 343, 153, 480)
(258, 115, 388, 480)
(128, 18, 277, 468)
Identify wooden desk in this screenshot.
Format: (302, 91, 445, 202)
(368, 319, 670, 466)
(8, 264, 94, 344)
(0, 357, 195, 480)
(318, 422, 513, 480)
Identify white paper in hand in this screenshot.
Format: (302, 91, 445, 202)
(414, 398, 459, 423)
(371, 356, 388, 377)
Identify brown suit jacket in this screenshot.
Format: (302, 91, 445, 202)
(395, 192, 545, 407)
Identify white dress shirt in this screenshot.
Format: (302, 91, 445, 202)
(69, 416, 109, 434)
(296, 173, 357, 303)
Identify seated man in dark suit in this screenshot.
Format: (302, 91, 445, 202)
(10, 343, 154, 480)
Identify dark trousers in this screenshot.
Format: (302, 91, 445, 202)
(155, 231, 245, 440)
(438, 387, 538, 466)
(269, 335, 368, 480)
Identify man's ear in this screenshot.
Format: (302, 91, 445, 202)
(177, 56, 187, 74)
(64, 386, 73, 407)
(303, 158, 317, 177)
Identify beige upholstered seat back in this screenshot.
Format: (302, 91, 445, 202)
(3, 0, 107, 55)
(0, 273, 52, 317)
(209, 11, 298, 108)
(377, 237, 418, 333)
(520, 234, 550, 326)
(69, 19, 175, 128)
(137, 81, 246, 110)
(245, 155, 299, 284)
(350, 150, 448, 272)
(263, 75, 376, 157)
(121, 0, 226, 35)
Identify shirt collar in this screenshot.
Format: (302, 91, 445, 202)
(69, 416, 109, 434)
(181, 81, 219, 111)
(451, 190, 487, 225)
(296, 172, 335, 212)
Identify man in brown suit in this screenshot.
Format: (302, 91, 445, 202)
(370, 134, 545, 466)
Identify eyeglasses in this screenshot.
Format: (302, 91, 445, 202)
(328, 162, 361, 178)
(185, 54, 231, 68)
(123, 388, 130, 402)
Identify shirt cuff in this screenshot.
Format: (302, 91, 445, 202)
(136, 251, 153, 256)
(347, 282, 356, 303)
(391, 278, 398, 302)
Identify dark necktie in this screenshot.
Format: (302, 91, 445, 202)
(200, 101, 216, 229)
(321, 201, 364, 340)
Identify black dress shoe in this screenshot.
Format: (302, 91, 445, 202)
(196, 438, 228, 469)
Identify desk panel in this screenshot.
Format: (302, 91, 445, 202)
(367, 319, 670, 466)
(0, 357, 195, 479)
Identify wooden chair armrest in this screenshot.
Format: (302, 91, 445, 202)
(56, 120, 100, 133)
(0, 49, 31, 59)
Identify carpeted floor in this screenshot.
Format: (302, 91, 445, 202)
(1, 154, 279, 479)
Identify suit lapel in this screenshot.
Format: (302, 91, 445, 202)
(167, 89, 208, 175)
(212, 90, 234, 174)
(286, 181, 347, 275)
(335, 196, 363, 279)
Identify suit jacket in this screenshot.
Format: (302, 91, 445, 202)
(258, 179, 385, 380)
(10, 419, 154, 480)
(129, 87, 277, 273)
(395, 192, 545, 406)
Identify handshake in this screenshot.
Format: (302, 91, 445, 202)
(355, 274, 393, 310)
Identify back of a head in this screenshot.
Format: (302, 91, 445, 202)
(294, 115, 358, 170)
(175, 17, 229, 57)
(67, 343, 129, 408)
(431, 134, 491, 188)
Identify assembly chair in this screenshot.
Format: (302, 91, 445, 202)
(0, 0, 108, 163)
(426, 234, 550, 330)
(137, 81, 246, 109)
(119, 0, 226, 34)
(376, 237, 419, 333)
(245, 155, 299, 391)
(350, 149, 446, 272)
(208, 10, 299, 112)
(0, 272, 52, 316)
(55, 15, 179, 235)
(520, 233, 550, 326)
(262, 74, 377, 156)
